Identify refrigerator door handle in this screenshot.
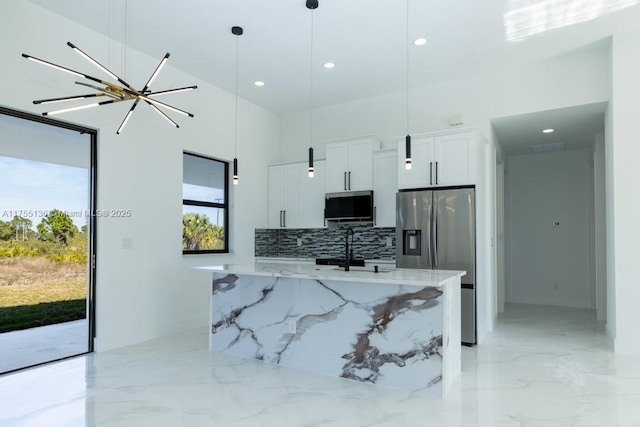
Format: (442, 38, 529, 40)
(432, 200, 438, 268)
(430, 162, 433, 186)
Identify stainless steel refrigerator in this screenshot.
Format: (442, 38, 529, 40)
(396, 187, 476, 345)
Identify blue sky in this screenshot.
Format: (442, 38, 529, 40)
(0, 156, 89, 229)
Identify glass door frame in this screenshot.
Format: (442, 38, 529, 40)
(0, 105, 97, 354)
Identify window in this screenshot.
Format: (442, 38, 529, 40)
(182, 152, 229, 254)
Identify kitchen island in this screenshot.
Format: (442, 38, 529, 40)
(196, 262, 464, 397)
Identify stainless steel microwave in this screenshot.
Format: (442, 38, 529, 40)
(324, 190, 374, 222)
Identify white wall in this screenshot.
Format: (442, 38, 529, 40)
(594, 134, 607, 321)
(277, 43, 608, 344)
(609, 28, 640, 355)
(2, 2, 279, 351)
(279, 45, 610, 162)
(507, 149, 592, 308)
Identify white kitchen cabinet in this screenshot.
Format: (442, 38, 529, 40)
(299, 160, 326, 228)
(268, 164, 300, 228)
(397, 136, 435, 189)
(325, 137, 380, 192)
(398, 130, 476, 189)
(268, 161, 326, 229)
(373, 149, 397, 228)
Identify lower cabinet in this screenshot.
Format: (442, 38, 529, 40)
(268, 161, 326, 229)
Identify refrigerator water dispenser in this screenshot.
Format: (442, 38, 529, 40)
(403, 230, 421, 256)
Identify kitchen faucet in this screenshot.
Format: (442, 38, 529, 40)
(344, 227, 354, 271)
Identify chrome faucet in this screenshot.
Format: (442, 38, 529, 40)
(344, 227, 354, 271)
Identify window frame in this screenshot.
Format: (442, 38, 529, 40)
(182, 151, 230, 254)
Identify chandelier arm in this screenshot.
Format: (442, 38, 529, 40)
(145, 86, 198, 97)
(42, 98, 124, 116)
(22, 53, 106, 86)
(116, 99, 140, 134)
(138, 95, 194, 117)
(141, 53, 170, 93)
(67, 42, 134, 90)
(33, 93, 108, 105)
(144, 101, 180, 128)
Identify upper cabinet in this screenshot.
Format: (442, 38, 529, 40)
(268, 161, 326, 229)
(373, 149, 398, 228)
(398, 130, 477, 189)
(325, 137, 380, 192)
(268, 164, 300, 228)
(298, 160, 326, 228)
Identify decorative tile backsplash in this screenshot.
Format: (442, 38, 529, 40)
(255, 224, 396, 259)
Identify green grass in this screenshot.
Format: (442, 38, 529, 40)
(0, 299, 86, 333)
(0, 257, 87, 333)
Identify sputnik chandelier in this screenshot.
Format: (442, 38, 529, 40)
(22, 42, 197, 134)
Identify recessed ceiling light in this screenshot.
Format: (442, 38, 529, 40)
(323, 62, 335, 69)
(254, 81, 265, 87)
(413, 38, 428, 46)
(542, 128, 554, 133)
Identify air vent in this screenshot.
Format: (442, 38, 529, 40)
(529, 142, 566, 153)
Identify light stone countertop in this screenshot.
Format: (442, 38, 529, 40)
(195, 262, 465, 287)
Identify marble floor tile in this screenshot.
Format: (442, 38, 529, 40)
(0, 319, 88, 373)
(1, 304, 639, 426)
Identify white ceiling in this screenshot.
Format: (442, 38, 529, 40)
(27, 0, 640, 115)
(492, 102, 607, 155)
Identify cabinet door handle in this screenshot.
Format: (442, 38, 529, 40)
(435, 162, 439, 185)
(280, 210, 283, 227)
(348, 171, 351, 190)
(430, 162, 433, 186)
(344, 172, 347, 190)
(374, 206, 377, 226)
(283, 210, 286, 227)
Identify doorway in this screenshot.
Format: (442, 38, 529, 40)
(0, 107, 96, 374)
(491, 103, 607, 326)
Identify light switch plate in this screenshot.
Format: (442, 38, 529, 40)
(122, 238, 133, 249)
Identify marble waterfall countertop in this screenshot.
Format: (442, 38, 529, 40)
(197, 261, 464, 397)
(195, 262, 465, 287)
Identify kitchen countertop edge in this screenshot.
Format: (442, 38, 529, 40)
(195, 262, 464, 287)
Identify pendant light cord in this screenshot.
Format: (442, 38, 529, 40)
(406, 0, 409, 136)
(310, 7, 314, 151)
(234, 34, 239, 159)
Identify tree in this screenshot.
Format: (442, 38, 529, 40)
(37, 209, 78, 245)
(183, 213, 223, 251)
(11, 216, 32, 241)
(0, 220, 12, 241)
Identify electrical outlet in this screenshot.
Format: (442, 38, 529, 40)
(122, 238, 133, 249)
(297, 238, 302, 247)
(289, 320, 297, 334)
(386, 237, 393, 247)
(553, 221, 561, 227)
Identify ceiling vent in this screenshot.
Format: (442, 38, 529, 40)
(529, 142, 566, 153)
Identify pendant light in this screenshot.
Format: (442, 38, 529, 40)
(306, 0, 318, 178)
(404, 0, 412, 170)
(232, 26, 243, 185)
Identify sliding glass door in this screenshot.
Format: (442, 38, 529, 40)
(0, 107, 96, 374)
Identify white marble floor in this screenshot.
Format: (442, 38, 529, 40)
(0, 319, 88, 373)
(1, 304, 640, 427)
